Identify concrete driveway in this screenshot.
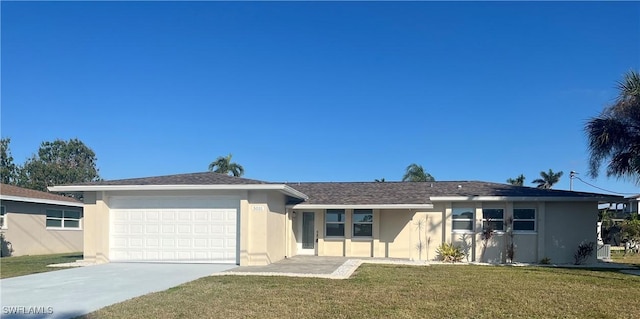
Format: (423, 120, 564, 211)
(0, 263, 235, 319)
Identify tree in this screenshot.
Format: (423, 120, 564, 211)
(531, 169, 563, 189)
(374, 178, 386, 182)
(506, 174, 525, 186)
(402, 163, 435, 182)
(208, 153, 244, 177)
(585, 70, 640, 184)
(1, 138, 18, 184)
(18, 138, 100, 192)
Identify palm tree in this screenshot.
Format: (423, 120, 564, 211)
(402, 164, 435, 182)
(585, 70, 640, 184)
(506, 174, 526, 186)
(208, 153, 244, 177)
(531, 169, 563, 189)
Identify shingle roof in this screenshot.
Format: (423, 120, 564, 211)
(53, 171, 625, 205)
(285, 181, 623, 205)
(75, 172, 270, 186)
(0, 184, 81, 204)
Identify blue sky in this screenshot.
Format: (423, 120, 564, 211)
(1, 2, 639, 195)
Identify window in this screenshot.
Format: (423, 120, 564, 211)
(46, 210, 82, 229)
(0, 206, 6, 229)
(452, 208, 474, 231)
(513, 208, 536, 231)
(353, 209, 373, 237)
(482, 208, 504, 231)
(325, 209, 345, 237)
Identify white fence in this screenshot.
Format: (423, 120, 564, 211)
(597, 244, 611, 260)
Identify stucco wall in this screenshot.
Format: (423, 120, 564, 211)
(379, 209, 412, 258)
(544, 202, 598, 264)
(265, 192, 287, 263)
(0, 200, 83, 256)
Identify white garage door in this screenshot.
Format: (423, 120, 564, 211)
(109, 196, 239, 264)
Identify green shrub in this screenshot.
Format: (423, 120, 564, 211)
(539, 257, 551, 264)
(436, 243, 465, 263)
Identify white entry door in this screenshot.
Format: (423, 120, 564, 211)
(109, 196, 239, 264)
(297, 212, 315, 255)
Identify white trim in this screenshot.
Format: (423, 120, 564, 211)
(0, 195, 83, 207)
(48, 184, 308, 200)
(44, 227, 83, 231)
(45, 209, 83, 230)
(0, 205, 6, 230)
(513, 231, 537, 235)
(288, 204, 434, 209)
(430, 196, 619, 202)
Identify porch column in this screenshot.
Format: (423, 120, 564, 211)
(344, 209, 352, 256)
(373, 209, 381, 257)
(536, 202, 546, 263)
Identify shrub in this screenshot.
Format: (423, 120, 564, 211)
(539, 257, 551, 265)
(573, 242, 595, 265)
(436, 243, 465, 263)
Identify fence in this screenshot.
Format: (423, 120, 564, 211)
(597, 244, 611, 260)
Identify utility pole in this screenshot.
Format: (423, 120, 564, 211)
(570, 171, 577, 191)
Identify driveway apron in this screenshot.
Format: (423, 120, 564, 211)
(0, 263, 235, 319)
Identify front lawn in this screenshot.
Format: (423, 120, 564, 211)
(85, 264, 640, 319)
(0, 252, 83, 279)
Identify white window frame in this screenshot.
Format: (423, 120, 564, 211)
(352, 209, 373, 238)
(46, 209, 82, 230)
(482, 208, 504, 232)
(452, 207, 475, 232)
(513, 208, 536, 232)
(0, 206, 6, 229)
(325, 209, 345, 238)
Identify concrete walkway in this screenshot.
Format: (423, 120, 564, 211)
(216, 256, 430, 279)
(0, 263, 235, 319)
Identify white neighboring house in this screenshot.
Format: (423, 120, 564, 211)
(625, 195, 640, 215)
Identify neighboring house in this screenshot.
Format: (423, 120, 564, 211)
(625, 194, 639, 215)
(0, 184, 83, 256)
(49, 172, 622, 266)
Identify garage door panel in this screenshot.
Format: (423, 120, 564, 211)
(109, 197, 238, 263)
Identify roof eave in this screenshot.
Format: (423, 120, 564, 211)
(0, 195, 83, 207)
(48, 184, 309, 201)
(287, 203, 434, 209)
(429, 196, 624, 202)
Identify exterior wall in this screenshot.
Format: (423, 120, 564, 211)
(0, 200, 83, 256)
(313, 206, 445, 261)
(544, 202, 598, 264)
(82, 189, 289, 266)
(83, 191, 114, 263)
(303, 200, 600, 265)
(265, 192, 287, 263)
(379, 209, 412, 258)
(414, 205, 445, 261)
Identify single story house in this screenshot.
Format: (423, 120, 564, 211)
(0, 183, 83, 256)
(49, 172, 622, 266)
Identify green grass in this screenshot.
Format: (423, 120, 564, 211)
(611, 250, 640, 267)
(84, 264, 640, 319)
(0, 252, 83, 279)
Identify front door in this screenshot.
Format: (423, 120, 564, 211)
(299, 212, 315, 255)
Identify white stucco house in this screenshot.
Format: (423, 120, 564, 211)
(49, 172, 622, 266)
